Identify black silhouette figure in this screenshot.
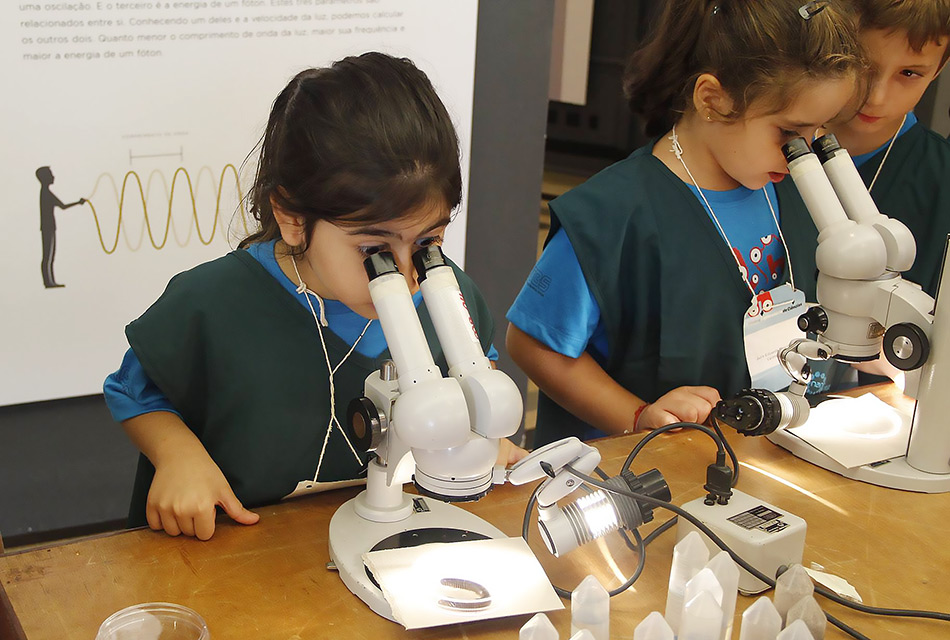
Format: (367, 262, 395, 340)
(37, 166, 85, 288)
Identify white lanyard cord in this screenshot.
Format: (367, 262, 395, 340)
(291, 256, 371, 480)
(868, 113, 906, 194)
(670, 125, 796, 295)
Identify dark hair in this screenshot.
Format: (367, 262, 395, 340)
(852, 0, 950, 65)
(239, 52, 462, 250)
(624, 0, 867, 136)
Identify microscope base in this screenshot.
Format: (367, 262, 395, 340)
(767, 429, 950, 493)
(327, 491, 506, 622)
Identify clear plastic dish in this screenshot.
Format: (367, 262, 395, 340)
(96, 602, 210, 640)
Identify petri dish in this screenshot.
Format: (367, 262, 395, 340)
(96, 602, 210, 640)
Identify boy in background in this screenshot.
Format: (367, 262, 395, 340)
(783, 0, 950, 299)
(779, 0, 950, 391)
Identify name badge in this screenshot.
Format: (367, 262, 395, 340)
(743, 284, 806, 391)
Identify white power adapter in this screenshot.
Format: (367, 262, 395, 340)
(675, 489, 806, 594)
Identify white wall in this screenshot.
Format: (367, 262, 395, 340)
(2, 0, 478, 405)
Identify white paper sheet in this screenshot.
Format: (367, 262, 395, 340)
(785, 393, 911, 468)
(363, 537, 563, 629)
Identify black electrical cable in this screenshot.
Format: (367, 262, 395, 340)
(521, 481, 647, 599)
(812, 582, 950, 622)
(519, 423, 949, 634)
(710, 417, 741, 486)
(622, 422, 720, 468)
(563, 464, 950, 640)
(518, 423, 734, 603)
(519, 461, 869, 638)
(641, 515, 677, 548)
(627, 424, 950, 624)
(622, 421, 740, 488)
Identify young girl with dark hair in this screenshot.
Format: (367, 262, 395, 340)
(507, 0, 868, 447)
(103, 52, 522, 539)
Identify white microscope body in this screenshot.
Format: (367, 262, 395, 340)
(717, 135, 950, 492)
(327, 247, 523, 620)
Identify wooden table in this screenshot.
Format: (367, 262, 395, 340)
(2, 384, 947, 639)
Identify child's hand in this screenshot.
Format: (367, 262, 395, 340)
(496, 437, 529, 466)
(147, 453, 259, 541)
(638, 385, 721, 431)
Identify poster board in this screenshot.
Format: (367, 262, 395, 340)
(1, 0, 478, 405)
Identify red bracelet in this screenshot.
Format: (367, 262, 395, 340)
(632, 403, 650, 432)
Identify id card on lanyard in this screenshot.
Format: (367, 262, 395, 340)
(743, 283, 806, 391)
(670, 135, 805, 391)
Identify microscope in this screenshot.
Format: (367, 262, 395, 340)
(716, 134, 950, 493)
(327, 246, 523, 620)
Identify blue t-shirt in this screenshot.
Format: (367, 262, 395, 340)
(104, 240, 498, 422)
(508, 182, 784, 362)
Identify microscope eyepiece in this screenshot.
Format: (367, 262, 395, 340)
(412, 245, 448, 284)
(782, 137, 811, 163)
(813, 133, 842, 164)
(363, 251, 399, 280)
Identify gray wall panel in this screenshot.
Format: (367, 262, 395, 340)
(466, 0, 554, 442)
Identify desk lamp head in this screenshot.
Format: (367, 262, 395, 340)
(508, 438, 670, 557)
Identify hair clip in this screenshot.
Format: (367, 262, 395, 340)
(711, 4, 721, 15)
(798, 1, 829, 20)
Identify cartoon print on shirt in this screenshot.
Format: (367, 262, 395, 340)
(747, 290, 774, 317)
(745, 234, 785, 292)
(732, 247, 749, 285)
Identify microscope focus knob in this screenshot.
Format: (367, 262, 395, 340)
(797, 307, 829, 333)
(883, 322, 930, 371)
(714, 389, 783, 437)
(346, 397, 386, 453)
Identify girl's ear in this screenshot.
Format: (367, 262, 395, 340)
(271, 196, 307, 247)
(692, 73, 734, 121)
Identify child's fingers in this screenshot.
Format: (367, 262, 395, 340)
(194, 512, 216, 541)
(497, 439, 529, 466)
(687, 394, 716, 421)
(146, 505, 163, 532)
(685, 385, 722, 406)
(661, 399, 703, 424)
(667, 390, 717, 423)
(648, 408, 681, 429)
(219, 491, 260, 526)
(178, 517, 196, 538)
(161, 513, 182, 537)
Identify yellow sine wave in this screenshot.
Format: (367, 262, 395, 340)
(84, 165, 253, 254)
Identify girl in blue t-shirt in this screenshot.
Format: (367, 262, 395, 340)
(507, 0, 868, 445)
